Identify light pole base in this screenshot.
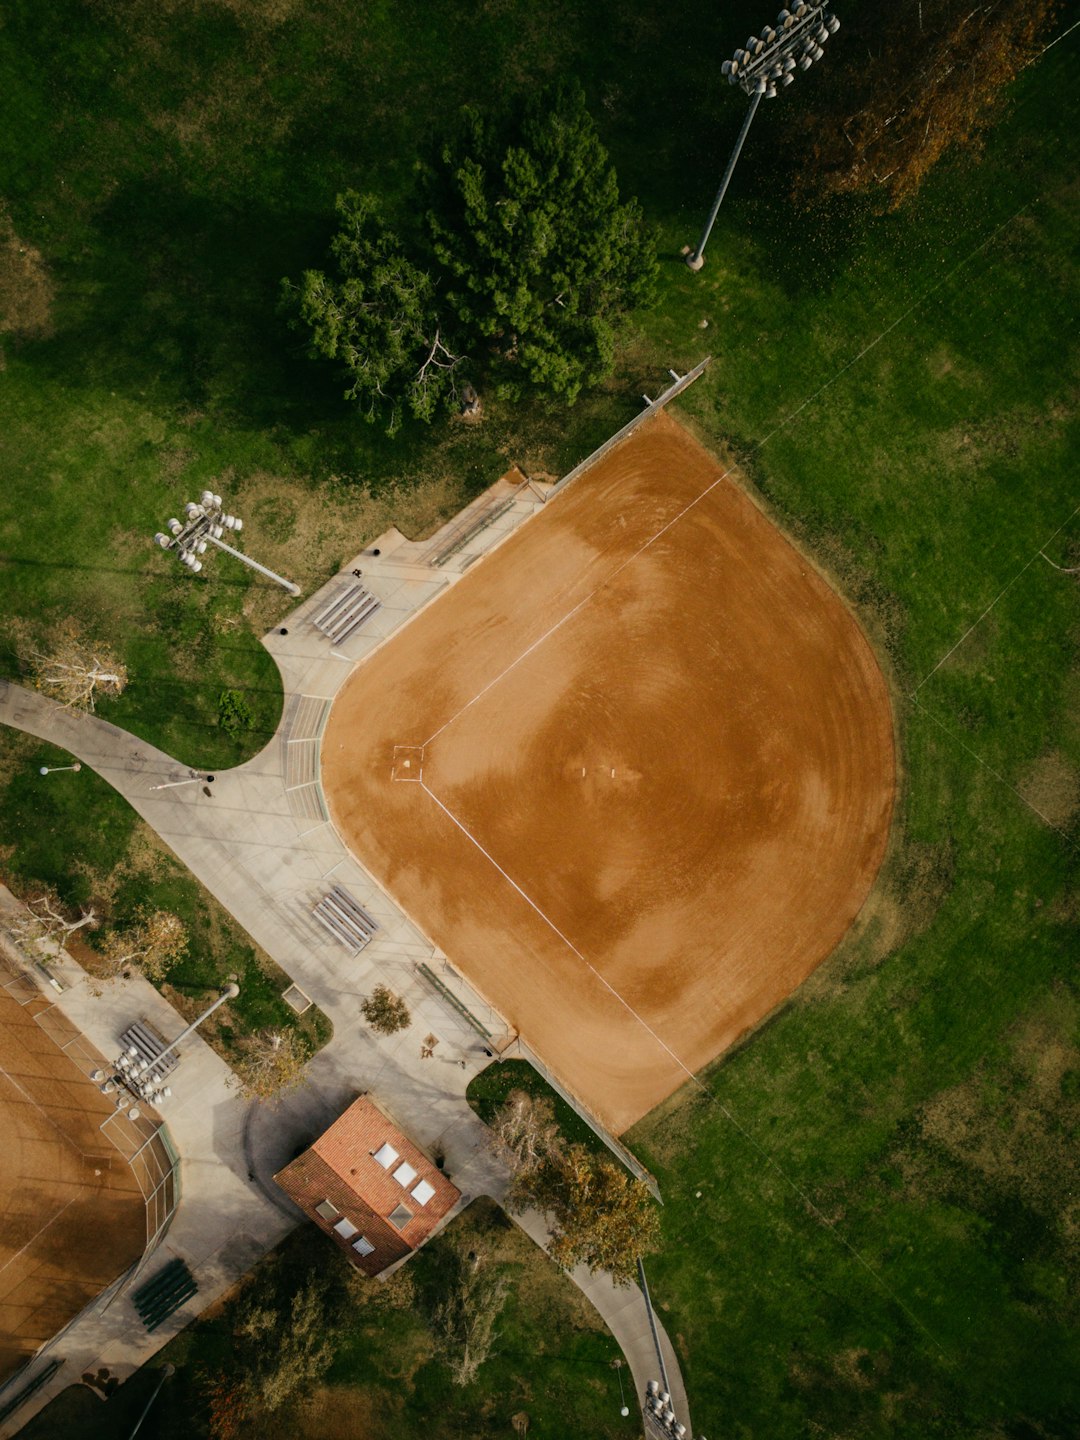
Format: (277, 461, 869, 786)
(685, 252, 705, 272)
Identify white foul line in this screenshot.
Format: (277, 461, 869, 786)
(423, 200, 1041, 753)
(418, 779, 696, 1084)
(416, 775, 948, 1351)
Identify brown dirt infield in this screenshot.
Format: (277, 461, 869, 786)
(323, 410, 895, 1134)
(0, 984, 145, 1380)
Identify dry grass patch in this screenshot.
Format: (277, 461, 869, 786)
(0, 202, 54, 343)
(230, 468, 469, 633)
(917, 986, 1080, 1237)
(1016, 748, 1080, 827)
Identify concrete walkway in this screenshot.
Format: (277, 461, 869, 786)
(0, 478, 693, 1436)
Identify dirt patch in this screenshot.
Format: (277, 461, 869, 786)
(1016, 749, 1080, 828)
(0, 203, 54, 342)
(324, 411, 895, 1133)
(916, 988, 1080, 1246)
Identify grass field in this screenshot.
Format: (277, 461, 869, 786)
(0, 1, 1077, 1435)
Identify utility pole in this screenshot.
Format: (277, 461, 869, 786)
(686, 1, 840, 271)
(154, 491, 300, 596)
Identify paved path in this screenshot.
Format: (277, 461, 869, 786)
(0, 486, 693, 1436)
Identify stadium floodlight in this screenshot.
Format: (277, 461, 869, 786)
(103, 984, 239, 1115)
(686, 2, 840, 270)
(154, 492, 300, 596)
(642, 1379, 689, 1439)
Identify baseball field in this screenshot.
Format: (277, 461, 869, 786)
(324, 410, 895, 1133)
(0, 982, 145, 1380)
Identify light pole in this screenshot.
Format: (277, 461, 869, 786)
(612, 1357, 630, 1417)
(148, 770, 215, 792)
(93, 983, 239, 1111)
(39, 763, 82, 776)
(154, 490, 300, 596)
(686, 1, 840, 270)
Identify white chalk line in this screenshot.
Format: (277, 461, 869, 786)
(0, 1196, 79, 1282)
(418, 778, 694, 1083)
(423, 199, 1039, 754)
(910, 695, 1079, 852)
(410, 198, 1049, 1358)
(0, 1062, 91, 1160)
(417, 777, 947, 1352)
(912, 503, 1080, 695)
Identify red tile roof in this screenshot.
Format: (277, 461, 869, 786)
(273, 1095, 460, 1276)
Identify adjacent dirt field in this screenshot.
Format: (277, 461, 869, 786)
(0, 984, 145, 1380)
(324, 411, 895, 1134)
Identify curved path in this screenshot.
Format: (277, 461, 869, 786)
(0, 678, 691, 1433)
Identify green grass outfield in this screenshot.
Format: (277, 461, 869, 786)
(1, 2, 1077, 1436)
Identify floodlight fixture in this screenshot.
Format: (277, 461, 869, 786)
(153, 491, 299, 596)
(687, 2, 840, 270)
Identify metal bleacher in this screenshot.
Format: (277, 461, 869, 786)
(119, 1019, 180, 1083)
(133, 1258, 197, 1333)
(311, 885, 380, 953)
(310, 582, 381, 646)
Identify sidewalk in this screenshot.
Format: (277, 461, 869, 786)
(0, 489, 694, 1435)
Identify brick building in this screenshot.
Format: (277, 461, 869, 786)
(273, 1095, 461, 1276)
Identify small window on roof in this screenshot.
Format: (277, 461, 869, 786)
(411, 1179, 436, 1206)
(315, 1199, 340, 1222)
(388, 1203, 413, 1230)
(351, 1235, 375, 1257)
(333, 1217, 359, 1240)
(372, 1142, 399, 1169)
(392, 1160, 418, 1188)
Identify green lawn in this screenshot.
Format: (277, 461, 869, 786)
(0, 1, 1077, 1437)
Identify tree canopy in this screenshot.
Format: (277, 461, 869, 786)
(430, 81, 658, 403)
(493, 1090, 660, 1286)
(283, 191, 463, 435)
(793, 0, 1052, 209)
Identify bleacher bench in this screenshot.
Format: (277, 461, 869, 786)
(312, 885, 379, 952)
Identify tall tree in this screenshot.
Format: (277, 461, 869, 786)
(98, 909, 187, 983)
(431, 1245, 510, 1387)
(490, 1089, 561, 1179)
(793, 0, 1052, 209)
(283, 191, 463, 435)
(429, 81, 658, 404)
(10, 887, 98, 952)
(491, 1089, 660, 1287)
(232, 1028, 309, 1103)
(520, 1142, 661, 1286)
(360, 982, 411, 1035)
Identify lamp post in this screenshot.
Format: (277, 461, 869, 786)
(612, 1357, 630, 1418)
(686, 1, 840, 271)
(154, 491, 300, 596)
(39, 763, 82, 776)
(148, 770, 215, 792)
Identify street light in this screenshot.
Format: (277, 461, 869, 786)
(612, 1357, 630, 1417)
(154, 491, 300, 596)
(39, 763, 82, 776)
(686, 1, 840, 270)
